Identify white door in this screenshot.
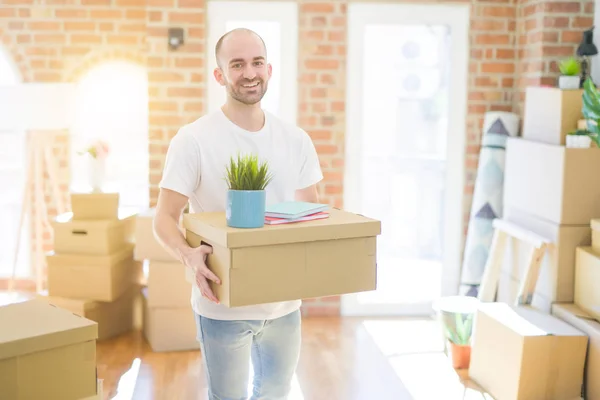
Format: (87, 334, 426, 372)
(206, 1, 298, 124)
(342, 3, 469, 316)
(0, 47, 30, 280)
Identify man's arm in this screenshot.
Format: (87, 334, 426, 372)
(295, 183, 319, 203)
(153, 188, 193, 263)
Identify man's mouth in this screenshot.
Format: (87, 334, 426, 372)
(242, 81, 260, 88)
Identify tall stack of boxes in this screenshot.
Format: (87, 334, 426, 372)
(468, 86, 600, 399)
(41, 192, 141, 341)
(134, 208, 198, 352)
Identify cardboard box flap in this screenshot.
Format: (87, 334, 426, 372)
(479, 303, 585, 337)
(51, 207, 138, 229)
(183, 208, 381, 248)
(46, 242, 134, 266)
(0, 299, 98, 360)
(36, 291, 99, 314)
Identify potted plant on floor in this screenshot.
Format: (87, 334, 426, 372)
(442, 311, 474, 370)
(558, 57, 581, 90)
(224, 153, 273, 228)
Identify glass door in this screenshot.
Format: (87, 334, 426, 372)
(342, 3, 470, 316)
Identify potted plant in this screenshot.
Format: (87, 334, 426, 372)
(224, 153, 273, 228)
(566, 129, 592, 148)
(78, 139, 110, 192)
(582, 77, 600, 147)
(558, 57, 581, 89)
(442, 311, 474, 370)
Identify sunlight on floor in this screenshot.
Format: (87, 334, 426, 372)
(362, 319, 492, 400)
(112, 358, 141, 400)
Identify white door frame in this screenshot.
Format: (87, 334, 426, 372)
(206, 1, 298, 124)
(341, 3, 470, 316)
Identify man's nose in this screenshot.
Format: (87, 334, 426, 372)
(243, 65, 256, 80)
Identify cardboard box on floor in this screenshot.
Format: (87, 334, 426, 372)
(575, 247, 600, 321)
(498, 207, 591, 309)
(469, 303, 588, 400)
(503, 137, 600, 225)
(134, 208, 180, 262)
(0, 299, 98, 400)
(183, 208, 381, 307)
(141, 288, 198, 352)
(552, 303, 600, 400)
(70, 192, 119, 221)
(36, 285, 140, 341)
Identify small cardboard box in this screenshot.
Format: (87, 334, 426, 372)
(47, 244, 139, 302)
(141, 288, 198, 352)
(70, 192, 119, 221)
(183, 208, 381, 307)
(504, 137, 600, 225)
(147, 260, 191, 308)
(575, 247, 600, 321)
(134, 208, 179, 262)
(522, 86, 583, 145)
(0, 299, 98, 400)
(52, 208, 137, 256)
(552, 303, 600, 400)
(500, 207, 591, 306)
(37, 285, 140, 341)
(469, 303, 588, 400)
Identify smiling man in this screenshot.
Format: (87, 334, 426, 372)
(153, 28, 323, 400)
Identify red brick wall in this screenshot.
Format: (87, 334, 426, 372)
(0, 0, 594, 315)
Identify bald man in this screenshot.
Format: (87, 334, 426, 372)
(153, 28, 323, 399)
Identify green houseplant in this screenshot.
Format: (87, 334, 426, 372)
(581, 77, 600, 147)
(443, 312, 474, 369)
(558, 57, 581, 90)
(224, 153, 273, 228)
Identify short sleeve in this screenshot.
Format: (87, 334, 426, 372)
(159, 129, 201, 198)
(298, 130, 324, 189)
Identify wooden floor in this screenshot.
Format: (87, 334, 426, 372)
(96, 317, 492, 400)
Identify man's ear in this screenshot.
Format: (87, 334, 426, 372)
(213, 67, 225, 86)
(267, 63, 272, 79)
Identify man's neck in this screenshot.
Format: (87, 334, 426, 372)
(221, 101, 265, 132)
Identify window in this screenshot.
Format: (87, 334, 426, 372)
(70, 61, 149, 209)
(206, 1, 298, 124)
(0, 46, 30, 278)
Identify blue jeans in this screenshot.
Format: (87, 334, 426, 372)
(195, 309, 302, 400)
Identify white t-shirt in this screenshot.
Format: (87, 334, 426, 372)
(159, 109, 324, 321)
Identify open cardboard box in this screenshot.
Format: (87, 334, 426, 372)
(183, 208, 381, 307)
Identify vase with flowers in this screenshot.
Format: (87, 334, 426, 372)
(78, 140, 110, 192)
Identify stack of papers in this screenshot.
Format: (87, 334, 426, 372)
(264, 201, 330, 225)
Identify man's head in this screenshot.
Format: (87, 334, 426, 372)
(214, 28, 271, 106)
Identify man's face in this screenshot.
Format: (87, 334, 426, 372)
(214, 33, 272, 106)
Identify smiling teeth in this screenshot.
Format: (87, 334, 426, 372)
(243, 82, 259, 87)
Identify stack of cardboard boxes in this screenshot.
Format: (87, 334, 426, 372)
(467, 86, 600, 399)
(41, 192, 140, 341)
(134, 208, 198, 352)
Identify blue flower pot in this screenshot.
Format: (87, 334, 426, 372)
(226, 190, 266, 228)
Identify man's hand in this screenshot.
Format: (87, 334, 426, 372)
(181, 244, 221, 304)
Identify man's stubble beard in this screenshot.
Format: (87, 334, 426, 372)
(226, 78, 269, 105)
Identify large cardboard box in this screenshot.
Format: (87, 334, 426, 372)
(503, 137, 600, 225)
(522, 86, 583, 145)
(575, 247, 600, 321)
(52, 209, 136, 256)
(134, 208, 178, 262)
(500, 208, 591, 305)
(183, 208, 381, 307)
(552, 303, 600, 400)
(141, 288, 198, 352)
(47, 244, 139, 302)
(147, 260, 191, 308)
(469, 303, 588, 400)
(70, 192, 119, 221)
(37, 285, 139, 341)
(0, 299, 98, 400)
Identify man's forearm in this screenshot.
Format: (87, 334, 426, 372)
(153, 213, 193, 263)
